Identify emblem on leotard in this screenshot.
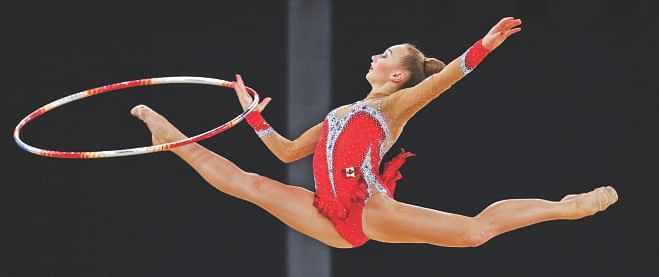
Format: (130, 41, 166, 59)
(344, 167, 356, 178)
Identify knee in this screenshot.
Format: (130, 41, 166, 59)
(239, 172, 271, 202)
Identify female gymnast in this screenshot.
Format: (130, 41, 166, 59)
(130, 17, 618, 249)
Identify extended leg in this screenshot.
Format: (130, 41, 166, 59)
(131, 105, 352, 248)
(362, 186, 617, 247)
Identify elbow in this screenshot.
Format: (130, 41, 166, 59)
(276, 153, 296, 164)
(282, 156, 299, 164)
(277, 144, 303, 163)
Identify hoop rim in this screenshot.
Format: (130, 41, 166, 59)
(13, 76, 259, 159)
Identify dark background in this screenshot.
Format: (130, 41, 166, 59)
(2, 0, 657, 276)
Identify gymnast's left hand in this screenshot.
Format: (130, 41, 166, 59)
(233, 74, 272, 113)
(481, 17, 522, 51)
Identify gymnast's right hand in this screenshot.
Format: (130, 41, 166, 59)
(233, 74, 272, 113)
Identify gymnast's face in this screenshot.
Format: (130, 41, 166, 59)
(366, 44, 408, 86)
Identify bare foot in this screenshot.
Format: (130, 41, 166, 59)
(130, 104, 187, 146)
(563, 186, 618, 218)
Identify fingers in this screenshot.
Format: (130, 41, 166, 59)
(235, 74, 245, 87)
(495, 16, 514, 27)
(491, 17, 522, 33)
(233, 74, 273, 112)
(234, 74, 248, 94)
(502, 27, 522, 37)
(482, 17, 522, 50)
(257, 97, 272, 112)
(503, 18, 522, 30)
(233, 74, 253, 107)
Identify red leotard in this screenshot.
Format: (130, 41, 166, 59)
(312, 101, 414, 247)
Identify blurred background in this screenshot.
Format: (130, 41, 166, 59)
(1, 0, 657, 276)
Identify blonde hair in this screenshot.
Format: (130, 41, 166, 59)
(399, 43, 446, 89)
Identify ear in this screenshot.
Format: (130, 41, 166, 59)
(389, 71, 406, 83)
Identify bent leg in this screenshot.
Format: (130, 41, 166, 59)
(362, 187, 617, 247)
(131, 105, 352, 248)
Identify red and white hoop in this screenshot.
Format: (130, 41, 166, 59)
(13, 76, 259, 158)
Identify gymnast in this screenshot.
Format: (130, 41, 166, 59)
(131, 17, 617, 248)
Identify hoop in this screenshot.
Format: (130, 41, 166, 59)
(13, 76, 259, 159)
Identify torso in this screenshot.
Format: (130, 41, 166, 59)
(310, 96, 416, 247)
(312, 98, 403, 198)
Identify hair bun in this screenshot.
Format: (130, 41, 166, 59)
(423, 57, 446, 76)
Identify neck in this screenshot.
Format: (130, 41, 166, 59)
(365, 83, 399, 100)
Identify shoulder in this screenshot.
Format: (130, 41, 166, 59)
(380, 88, 410, 110)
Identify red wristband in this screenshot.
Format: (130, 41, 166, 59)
(460, 39, 491, 74)
(245, 111, 273, 136)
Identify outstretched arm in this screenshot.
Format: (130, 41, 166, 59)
(233, 74, 321, 163)
(387, 17, 522, 121)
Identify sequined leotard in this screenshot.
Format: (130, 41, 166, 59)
(312, 101, 414, 247)
(245, 40, 488, 247)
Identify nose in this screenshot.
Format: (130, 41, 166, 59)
(371, 54, 379, 62)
